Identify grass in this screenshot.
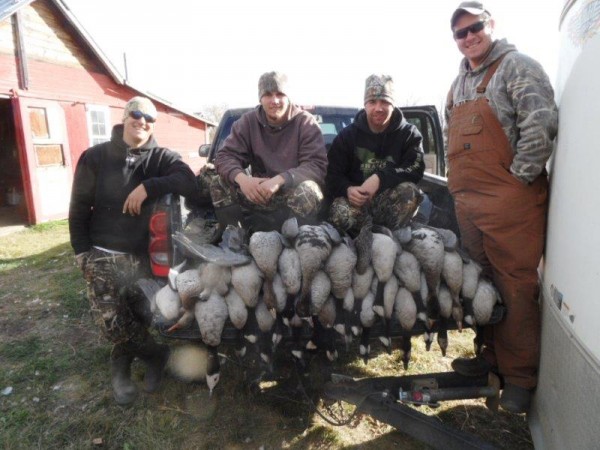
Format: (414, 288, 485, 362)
(0, 221, 533, 449)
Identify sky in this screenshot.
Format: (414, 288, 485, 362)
(63, 0, 562, 115)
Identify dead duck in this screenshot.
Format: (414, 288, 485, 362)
(249, 230, 284, 310)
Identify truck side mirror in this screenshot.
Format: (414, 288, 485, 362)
(198, 144, 211, 158)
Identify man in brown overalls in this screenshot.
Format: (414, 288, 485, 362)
(446, 2, 558, 413)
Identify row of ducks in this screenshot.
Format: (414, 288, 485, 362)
(144, 216, 502, 395)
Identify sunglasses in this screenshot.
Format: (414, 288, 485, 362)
(453, 20, 488, 40)
(129, 110, 156, 123)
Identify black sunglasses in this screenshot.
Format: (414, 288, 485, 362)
(453, 20, 487, 40)
(129, 110, 156, 123)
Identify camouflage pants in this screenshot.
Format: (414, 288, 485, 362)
(200, 166, 324, 218)
(82, 248, 151, 346)
(328, 182, 423, 233)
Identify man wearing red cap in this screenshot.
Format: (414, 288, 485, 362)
(446, 2, 558, 413)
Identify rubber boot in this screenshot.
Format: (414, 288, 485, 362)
(136, 336, 171, 393)
(111, 346, 138, 405)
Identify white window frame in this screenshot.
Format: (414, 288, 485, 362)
(85, 104, 111, 147)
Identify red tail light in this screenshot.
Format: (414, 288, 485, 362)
(149, 211, 170, 277)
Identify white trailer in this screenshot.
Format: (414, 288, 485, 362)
(529, 0, 600, 447)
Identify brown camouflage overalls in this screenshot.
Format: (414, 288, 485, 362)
(83, 248, 151, 346)
(447, 56, 548, 389)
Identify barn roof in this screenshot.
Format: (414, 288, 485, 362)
(0, 0, 216, 126)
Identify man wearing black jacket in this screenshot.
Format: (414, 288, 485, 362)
(69, 96, 196, 405)
(326, 74, 425, 234)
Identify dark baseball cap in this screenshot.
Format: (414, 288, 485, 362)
(450, 1, 490, 28)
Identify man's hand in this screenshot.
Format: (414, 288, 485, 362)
(347, 186, 371, 207)
(361, 174, 380, 199)
(123, 184, 148, 215)
(235, 173, 269, 205)
(258, 175, 285, 202)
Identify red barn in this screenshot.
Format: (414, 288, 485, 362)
(0, 0, 214, 225)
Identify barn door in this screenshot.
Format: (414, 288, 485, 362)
(13, 97, 73, 224)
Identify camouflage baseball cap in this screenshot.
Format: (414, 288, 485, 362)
(364, 74, 395, 106)
(451, 2, 490, 28)
(122, 96, 157, 122)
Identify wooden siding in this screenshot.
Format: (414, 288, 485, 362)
(22, 0, 104, 72)
(0, 12, 15, 54)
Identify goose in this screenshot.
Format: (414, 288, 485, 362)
(224, 288, 248, 357)
(351, 265, 374, 337)
(271, 273, 288, 350)
(194, 292, 228, 396)
(461, 259, 483, 327)
(394, 287, 417, 370)
(406, 227, 445, 323)
(379, 275, 399, 354)
(167, 266, 206, 331)
(306, 296, 338, 361)
(249, 230, 284, 310)
(394, 250, 426, 323)
(155, 284, 183, 322)
(231, 260, 263, 309)
(442, 249, 464, 330)
(359, 291, 377, 364)
(310, 270, 332, 316)
(437, 282, 453, 356)
(354, 216, 373, 275)
(278, 247, 302, 322)
(472, 277, 501, 355)
(371, 232, 399, 320)
(255, 297, 276, 370)
(295, 225, 333, 317)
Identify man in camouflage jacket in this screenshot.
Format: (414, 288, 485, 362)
(445, 2, 558, 414)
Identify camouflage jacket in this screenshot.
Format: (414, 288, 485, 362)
(445, 38, 558, 183)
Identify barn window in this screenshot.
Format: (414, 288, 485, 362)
(29, 107, 50, 139)
(86, 105, 111, 146)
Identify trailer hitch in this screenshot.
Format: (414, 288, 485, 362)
(324, 371, 501, 450)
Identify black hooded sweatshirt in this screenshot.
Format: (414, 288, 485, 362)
(69, 124, 196, 255)
(325, 108, 425, 199)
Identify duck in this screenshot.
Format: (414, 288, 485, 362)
(249, 230, 284, 310)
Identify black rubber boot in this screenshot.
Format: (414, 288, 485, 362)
(135, 336, 171, 393)
(111, 346, 138, 405)
(451, 354, 493, 377)
(500, 383, 532, 413)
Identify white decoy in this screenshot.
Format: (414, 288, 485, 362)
(249, 230, 284, 310)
